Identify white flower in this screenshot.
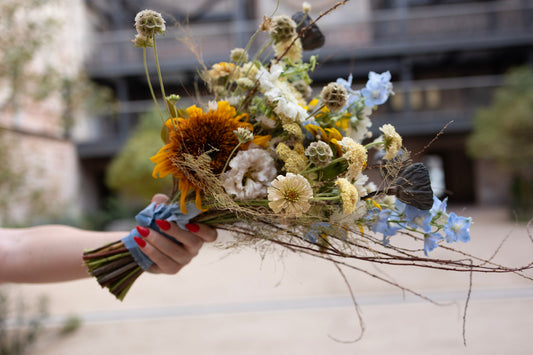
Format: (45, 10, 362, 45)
(222, 149, 277, 200)
(256, 64, 308, 123)
(267, 173, 313, 217)
(353, 173, 376, 197)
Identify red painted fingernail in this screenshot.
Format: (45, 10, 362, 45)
(136, 226, 150, 237)
(134, 236, 146, 248)
(185, 223, 200, 233)
(156, 219, 171, 231)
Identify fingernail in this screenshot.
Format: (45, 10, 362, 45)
(136, 226, 150, 237)
(185, 223, 200, 233)
(134, 236, 146, 248)
(156, 219, 171, 231)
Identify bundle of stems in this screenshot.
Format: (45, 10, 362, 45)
(83, 241, 144, 301)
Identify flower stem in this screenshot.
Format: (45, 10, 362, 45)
(364, 140, 384, 150)
(221, 143, 243, 174)
(301, 157, 345, 175)
(153, 39, 169, 117)
(143, 47, 165, 121)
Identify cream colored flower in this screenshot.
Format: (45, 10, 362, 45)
(340, 137, 367, 181)
(380, 124, 402, 160)
(282, 122, 303, 140)
(268, 173, 313, 216)
(208, 62, 236, 82)
(336, 178, 359, 215)
(276, 143, 308, 173)
(230, 48, 248, 62)
(274, 36, 303, 62)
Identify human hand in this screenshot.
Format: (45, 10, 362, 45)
(133, 194, 217, 274)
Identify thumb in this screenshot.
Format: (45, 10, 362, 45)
(151, 193, 170, 204)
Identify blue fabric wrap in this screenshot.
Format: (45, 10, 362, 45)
(121, 202, 203, 270)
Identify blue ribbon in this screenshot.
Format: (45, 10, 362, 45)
(121, 202, 203, 270)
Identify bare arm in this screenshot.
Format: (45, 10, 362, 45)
(0, 225, 125, 283)
(0, 195, 217, 284)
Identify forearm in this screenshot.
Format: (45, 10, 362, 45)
(0, 225, 126, 283)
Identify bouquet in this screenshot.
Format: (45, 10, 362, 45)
(83, 3, 533, 327)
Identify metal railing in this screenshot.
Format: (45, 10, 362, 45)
(85, 1, 533, 77)
(76, 73, 504, 157)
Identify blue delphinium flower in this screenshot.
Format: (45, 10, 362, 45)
(361, 71, 393, 107)
(444, 212, 472, 243)
(336, 74, 362, 110)
(404, 204, 432, 233)
(303, 222, 339, 243)
(430, 196, 448, 216)
(424, 232, 444, 256)
(366, 208, 401, 245)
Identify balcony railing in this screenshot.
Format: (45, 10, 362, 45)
(76, 74, 504, 157)
(86, 1, 533, 77)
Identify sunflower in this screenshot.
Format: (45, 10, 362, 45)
(151, 101, 269, 214)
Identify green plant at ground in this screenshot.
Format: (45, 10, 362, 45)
(0, 289, 49, 355)
(467, 66, 533, 219)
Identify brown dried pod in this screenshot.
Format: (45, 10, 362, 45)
(389, 163, 434, 210)
(291, 12, 325, 50)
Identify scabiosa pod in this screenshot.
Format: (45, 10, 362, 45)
(321, 82, 349, 113)
(134, 9, 166, 38)
(305, 141, 333, 167)
(270, 15, 297, 43)
(132, 34, 154, 48)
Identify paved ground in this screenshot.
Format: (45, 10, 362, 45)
(6, 206, 533, 354)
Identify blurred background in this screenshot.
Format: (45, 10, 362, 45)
(1, 0, 532, 354)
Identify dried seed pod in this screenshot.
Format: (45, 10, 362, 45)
(389, 163, 434, 210)
(291, 12, 325, 50)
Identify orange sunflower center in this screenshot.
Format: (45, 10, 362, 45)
(150, 101, 268, 214)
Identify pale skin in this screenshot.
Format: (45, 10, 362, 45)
(0, 194, 217, 284)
